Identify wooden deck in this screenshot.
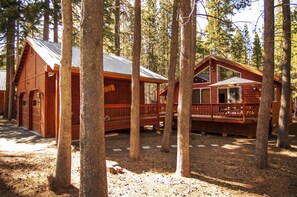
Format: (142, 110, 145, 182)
(71, 104, 165, 140)
(172, 103, 260, 137)
(71, 103, 260, 139)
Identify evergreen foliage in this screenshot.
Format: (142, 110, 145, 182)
(251, 32, 263, 69)
(242, 24, 251, 64)
(230, 28, 246, 63)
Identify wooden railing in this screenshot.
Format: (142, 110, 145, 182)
(103, 103, 259, 121)
(104, 103, 165, 121)
(173, 103, 259, 119)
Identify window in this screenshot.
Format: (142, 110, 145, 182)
(201, 89, 210, 104)
(192, 89, 201, 104)
(22, 101, 26, 106)
(193, 67, 210, 83)
(218, 87, 241, 103)
(229, 88, 241, 103)
(218, 65, 240, 81)
(192, 89, 210, 104)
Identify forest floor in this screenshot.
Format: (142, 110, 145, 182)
(0, 118, 297, 197)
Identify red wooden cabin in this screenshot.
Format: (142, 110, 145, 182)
(161, 55, 291, 137)
(13, 37, 167, 140)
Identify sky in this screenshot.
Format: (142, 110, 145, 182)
(196, 1, 265, 39)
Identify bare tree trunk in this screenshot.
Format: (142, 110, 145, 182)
(55, 0, 72, 189)
(277, 0, 291, 148)
(7, 18, 16, 120)
(43, 0, 50, 41)
(80, 0, 107, 196)
(176, 0, 193, 177)
(130, 0, 141, 160)
(161, 0, 180, 153)
(255, 0, 274, 169)
(15, 20, 20, 65)
(53, 0, 60, 42)
(114, 0, 120, 56)
(189, 0, 196, 131)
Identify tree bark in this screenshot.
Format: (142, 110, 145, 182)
(7, 18, 16, 120)
(80, 0, 108, 196)
(114, 0, 120, 56)
(53, 0, 60, 42)
(277, 0, 291, 148)
(255, 0, 274, 169)
(176, 0, 193, 177)
(161, 0, 180, 153)
(130, 0, 141, 160)
(43, 0, 50, 41)
(55, 0, 72, 189)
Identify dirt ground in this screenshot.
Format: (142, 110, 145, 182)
(0, 118, 297, 197)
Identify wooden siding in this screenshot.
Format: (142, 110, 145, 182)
(16, 47, 47, 137)
(0, 91, 5, 115)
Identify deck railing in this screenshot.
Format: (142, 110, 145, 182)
(174, 103, 259, 119)
(104, 103, 259, 121)
(104, 103, 164, 121)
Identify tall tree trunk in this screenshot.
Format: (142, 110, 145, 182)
(161, 0, 180, 153)
(277, 0, 291, 148)
(190, 0, 196, 130)
(43, 0, 50, 41)
(80, 0, 107, 195)
(15, 20, 20, 65)
(130, 0, 141, 160)
(53, 0, 60, 42)
(255, 0, 274, 169)
(7, 18, 16, 120)
(114, 0, 120, 56)
(55, 0, 72, 188)
(176, 0, 193, 177)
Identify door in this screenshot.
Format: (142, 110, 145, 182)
(30, 91, 41, 134)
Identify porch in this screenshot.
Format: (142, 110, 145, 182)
(71, 103, 166, 140)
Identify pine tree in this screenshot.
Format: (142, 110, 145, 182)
(120, 0, 134, 60)
(251, 32, 263, 69)
(55, 0, 72, 188)
(204, 0, 234, 56)
(130, 0, 141, 160)
(141, 0, 158, 72)
(242, 24, 251, 64)
(255, 0, 274, 169)
(80, 0, 108, 195)
(155, 0, 172, 76)
(277, 0, 291, 148)
(230, 28, 246, 63)
(274, 0, 283, 76)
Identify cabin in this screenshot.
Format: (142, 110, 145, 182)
(161, 55, 291, 137)
(13, 37, 167, 140)
(0, 70, 6, 115)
